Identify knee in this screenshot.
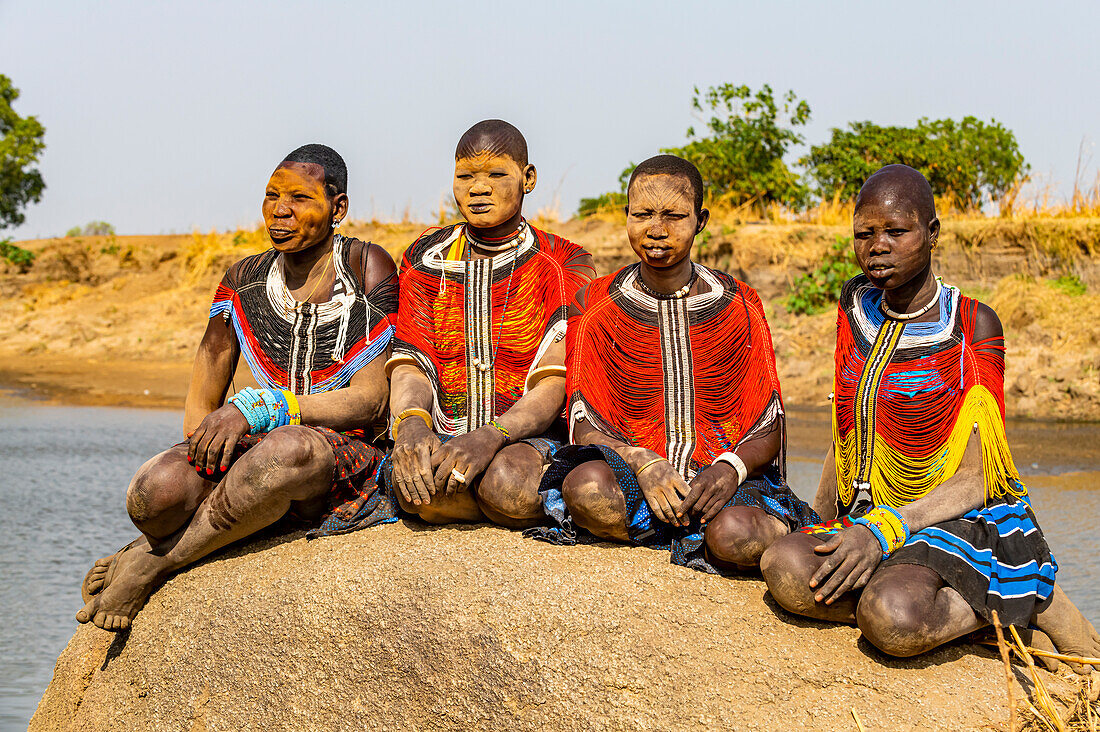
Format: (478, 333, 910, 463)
(760, 535, 819, 615)
(478, 447, 542, 521)
(561, 462, 625, 539)
(857, 583, 935, 657)
(705, 506, 785, 568)
(247, 426, 323, 473)
(126, 450, 194, 526)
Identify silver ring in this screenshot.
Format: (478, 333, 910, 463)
(451, 468, 467, 484)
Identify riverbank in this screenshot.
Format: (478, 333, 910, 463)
(2, 217, 1098, 418)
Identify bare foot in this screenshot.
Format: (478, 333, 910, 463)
(80, 537, 147, 603)
(1033, 585, 1100, 676)
(76, 544, 165, 632)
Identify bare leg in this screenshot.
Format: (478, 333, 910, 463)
(476, 444, 547, 529)
(704, 505, 788, 571)
(560, 461, 629, 542)
(83, 445, 213, 599)
(856, 564, 983, 656)
(760, 532, 860, 623)
(394, 480, 486, 524)
(1032, 584, 1100, 676)
(76, 426, 336, 631)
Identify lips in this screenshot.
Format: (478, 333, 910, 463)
(268, 229, 295, 243)
(468, 203, 493, 213)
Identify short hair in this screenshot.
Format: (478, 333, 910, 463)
(280, 144, 347, 197)
(627, 154, 705, 214)
(856, 164, 937, 223)
(455, 119, 529, 166)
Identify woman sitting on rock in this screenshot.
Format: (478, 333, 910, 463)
(761, 165, 1100, 673)
(77, 144, 399, 631)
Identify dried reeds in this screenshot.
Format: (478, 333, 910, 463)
(990, 612, 1100, 732)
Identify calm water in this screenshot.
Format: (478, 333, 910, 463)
(0, 399, 1097, 730)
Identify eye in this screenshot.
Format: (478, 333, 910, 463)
(265, 192, 278, 199)
(456, 173, 472, 180)
(854, 231, 871, 239)
(293, 194, 312, 201)
(887, 228, 908, 236)
(666, 213, 688, 220)
(489, 172, 506, 178)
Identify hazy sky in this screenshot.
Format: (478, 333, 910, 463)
(2, 0, 1098, 239)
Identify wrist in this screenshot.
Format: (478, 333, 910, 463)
(486, 419, 510, 449)
(395, 417, 431, 443)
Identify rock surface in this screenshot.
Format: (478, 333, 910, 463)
(33, 521, 1055, 731)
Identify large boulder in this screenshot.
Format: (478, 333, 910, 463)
(34, 522, 1040, 730)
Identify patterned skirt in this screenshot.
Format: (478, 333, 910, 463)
(188, 426, 398, 537)
(526, 444, 821, 574)
(799, 497, 1057, 626)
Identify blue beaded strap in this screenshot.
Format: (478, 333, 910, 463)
(229, 387, 294, 435)
(851, 515, 891, 559)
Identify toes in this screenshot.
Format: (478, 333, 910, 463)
(119, 616, 131, 631)
(76, 599, 97, 624)
(93, 610, 108, 629)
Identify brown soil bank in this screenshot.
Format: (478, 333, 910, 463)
(30, 522, 1074, 731)
(2, 217, 1098, 419)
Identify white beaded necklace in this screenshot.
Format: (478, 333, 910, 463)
(880, 279, 942, 321)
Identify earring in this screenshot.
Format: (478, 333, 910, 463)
(331, 219, 341, 229)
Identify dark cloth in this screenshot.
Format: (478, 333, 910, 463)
(800, 496, 1056, 626)
(183, 425, 396, 537)
(526, 444, 820, 574)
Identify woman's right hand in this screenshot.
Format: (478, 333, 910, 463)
(390, 418, 441, 506)
(635, 458, 692, 527)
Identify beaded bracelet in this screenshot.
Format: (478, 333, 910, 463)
(852, 506, 910, 559)
(488, 419, 510, 442)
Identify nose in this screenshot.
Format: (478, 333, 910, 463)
(273, 195, 292, 217)
(869, 232, 890, 254)
(469, 177, 492, 196)
(648, 219, 668, 239)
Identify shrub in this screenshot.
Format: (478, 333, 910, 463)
(785, 236, 861, 314)
(0, 238, 35, 271)
(802, 117, 1027, 210)
(577, 191, 628, 218)
(66, 221, 115, 237)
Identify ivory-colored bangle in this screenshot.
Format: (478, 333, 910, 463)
(715, 452, 748, 486)
(525, 365, 567, 391)
(391, 407, 432, 438)
(384, 355, 418, 379)
(635, 457, 666, 477)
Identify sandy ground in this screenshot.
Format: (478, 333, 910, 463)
(1, 217, 1098, 419)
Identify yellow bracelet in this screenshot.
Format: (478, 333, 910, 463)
(281, 390, 302, 426)
(392, 407, 433, 437)
(635, 457, 666, 477)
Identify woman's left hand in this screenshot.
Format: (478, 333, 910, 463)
(431, 426, 507, 494)
(187, 404, 250, 476)
(679, 463, 739, 523)
(809, 525, 883, 604)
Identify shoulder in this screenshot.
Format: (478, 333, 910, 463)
(839, 273, 871, 305)
(342, 237, 397, 291)
(221, 249, 277, 288)
(405, 223, 461, 264)
(961, 294, 1004, 344)
(529, 224, 592, 261)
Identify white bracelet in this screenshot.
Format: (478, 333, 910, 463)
(715, 452, 748, 486)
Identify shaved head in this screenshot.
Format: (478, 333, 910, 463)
(455, 119, 528, 165)
(856, 164, 936, 223)
(280, 143, 347, 197)
(628, 154, 705, 214)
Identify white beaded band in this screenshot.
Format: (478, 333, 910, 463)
(715, 452, 748, 486)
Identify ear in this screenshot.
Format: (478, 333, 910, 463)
(696, 207, 710, 234)
(332, 192, 350, 225)
(522, 164, 537, 195)
(928, 216, 940, 248)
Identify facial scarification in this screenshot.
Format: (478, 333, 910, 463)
(626, 174, 701, 270)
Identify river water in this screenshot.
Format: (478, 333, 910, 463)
(0, 397, 1097, 730)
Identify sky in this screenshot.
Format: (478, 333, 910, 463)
(1, 0, 1098, 239)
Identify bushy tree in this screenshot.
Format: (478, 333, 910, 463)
(66, 221, 115, 237)
(0, 74, 46, 230)
(802, 117, 1027, 210)
(665, 83, 811, 212)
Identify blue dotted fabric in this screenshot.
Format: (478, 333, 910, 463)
(526, 444, 820, 574)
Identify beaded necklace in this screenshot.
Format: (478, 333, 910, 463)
(465, 233, 519, 373)
(880, 279, 942, 321)
(635, 264, 698, 300)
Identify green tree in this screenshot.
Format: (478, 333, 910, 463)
(665, 83, 811, 213)
(802, 117, 1027, 210)
(0, 74, 46, 230)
